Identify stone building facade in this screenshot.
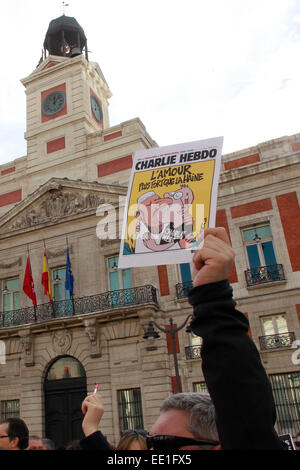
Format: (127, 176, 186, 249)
(0, 15, 299, 448)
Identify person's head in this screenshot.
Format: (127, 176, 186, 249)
(149, 392, 219, 450)
(64, 439, 82, 450)
(41, 438, 55, 450)
(28, 435, 44, 450)
(0, 418, 29, 450)
(294, 431, 300, 450)
(117, 430, 148, 450)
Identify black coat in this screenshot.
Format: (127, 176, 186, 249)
(188, 279, 283, 450)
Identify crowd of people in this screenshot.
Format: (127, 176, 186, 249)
(0, 228, 299, 451)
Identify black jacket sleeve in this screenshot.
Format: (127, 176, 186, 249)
(80, 431, 112, 450)
(188, 280, 283, 450)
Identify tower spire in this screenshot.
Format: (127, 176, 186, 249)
(62, 1, 69, 16)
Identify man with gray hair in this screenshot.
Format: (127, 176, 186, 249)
(150, 392, 219, 450)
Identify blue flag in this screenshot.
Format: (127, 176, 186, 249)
(65, 247, 74, 296)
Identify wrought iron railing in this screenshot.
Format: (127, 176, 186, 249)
(0, 285, 158, 328)
(259, 332, 296, 351)
(176, 281, 194, 299)
(245, 264, 285, 287)
(185, 345, 202, 360)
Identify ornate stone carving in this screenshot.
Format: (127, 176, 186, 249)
(7, 189, 107, 231)
(0, 258, 22, 269)
(52, 329, 72, 354)
(19, 329, 34, 367)
(83, 318, 101, 358)
(47, 246, 73, 259)
(99, 239, 119, 247)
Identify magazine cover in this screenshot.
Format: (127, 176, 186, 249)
(118, 136, 223, 268)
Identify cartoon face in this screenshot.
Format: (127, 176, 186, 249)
(163, 186, 194, 228)
(164, 186, 194, 206)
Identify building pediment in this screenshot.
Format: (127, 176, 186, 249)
(0, 178, 126, 238)
(21, 55, 84, 86)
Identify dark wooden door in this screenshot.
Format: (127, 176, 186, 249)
(44, 377, 87, 449)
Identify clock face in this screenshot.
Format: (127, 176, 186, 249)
(91, 95, 103, 123)
(42, 91, 66, 116)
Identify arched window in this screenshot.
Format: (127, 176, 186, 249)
(46, 356, 85, 381)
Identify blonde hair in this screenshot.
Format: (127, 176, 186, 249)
(117, 431, 148, 450)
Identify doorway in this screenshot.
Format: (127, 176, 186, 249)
(44, 356, 87, 449)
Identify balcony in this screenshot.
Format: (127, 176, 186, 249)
(185, 345, 202, 360)
(0, 285, 158, 328)
(259, 332, 296, 351)
(245, 264, 285, 287)
(176, 281, 194, 299)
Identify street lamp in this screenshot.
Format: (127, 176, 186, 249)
(143, 314, 193, 393)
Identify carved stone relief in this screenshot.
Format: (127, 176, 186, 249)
(19, 329, 34, 367)
(47, 246, 73, 259)
(6, 189, 108, 231)
(0, 258, 22, 269)
(52, 329, 72, 355)
(83, 318, 101, 358)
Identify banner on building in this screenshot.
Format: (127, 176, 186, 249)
(118, 136, 223, 268)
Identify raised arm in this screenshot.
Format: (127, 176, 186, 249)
(188, 228, 283, 450)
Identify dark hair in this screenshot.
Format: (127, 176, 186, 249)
(64, 439, 82, 450)
(1, 418, 29, 450)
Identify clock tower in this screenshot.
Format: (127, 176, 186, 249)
(21, 14, 112, 175)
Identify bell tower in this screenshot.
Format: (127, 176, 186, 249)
(21, 14, 112, 173)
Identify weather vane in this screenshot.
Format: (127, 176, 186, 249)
(62, 1, 69, 15)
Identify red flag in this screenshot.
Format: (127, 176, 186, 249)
(23, 257, 37, 306)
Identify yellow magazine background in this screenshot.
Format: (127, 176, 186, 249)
(124, 159, 216, 253)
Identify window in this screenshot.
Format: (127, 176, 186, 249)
(269, 372, 300, 437)
(176, 263, 193, 298)
(193, 382, 208, 393)
(117, 388, 144, 432)
(1, 400, 20, 420)
(46, 356, 85, 381)
(108, 256, 133, 306)
(185, 332, 202, 360)
(180, 263, 193, 297)
(242, 224, 283, 285)
(259, 314, 294, 350)
(261, 314, 288, 336)
(2, 278, 20, 311)
(52, 267, 73, 317)
(242, 224, 277, 268)
(2, 278, 20, 326)
(190, 332, 202, 347)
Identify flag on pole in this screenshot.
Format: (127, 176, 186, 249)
(42, 251, 53, 303)
(65, 247, 74, 296)
(23, 257, 37, 306)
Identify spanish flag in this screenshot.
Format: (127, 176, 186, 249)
(42, 251, 53, 303)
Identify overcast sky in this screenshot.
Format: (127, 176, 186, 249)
(0, 0, 299, 166)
